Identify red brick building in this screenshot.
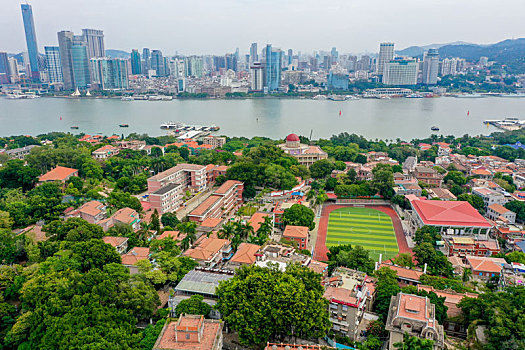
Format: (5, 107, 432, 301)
(282, 225, 309, 249)
(188, 180, 243, 223)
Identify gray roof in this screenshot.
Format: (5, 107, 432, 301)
(152, 182, 181, 195)
(175, 269, 234, 296)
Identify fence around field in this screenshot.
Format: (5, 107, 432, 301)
(335, 198, 390, 205)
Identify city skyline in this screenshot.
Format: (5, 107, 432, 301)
(2, 0, 525, 55)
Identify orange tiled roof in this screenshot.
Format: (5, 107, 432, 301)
(230, 243, 260, 265)
(39, 166, 78, 182)
(283, 225, 308, 239)
(248, 212, 270, 232)
(183, 237, 229, 261)
(102, 236, 128, 247)
(121, 247, 150, 265)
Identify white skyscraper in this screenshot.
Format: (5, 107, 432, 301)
(382, 58, 418, 85)
(422, 49, 440, 85)
(250, 62, 264, 91)
(377, 42, 395, 76)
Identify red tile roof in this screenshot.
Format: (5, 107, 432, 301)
(283, 225, 308, 239)
(39, 166, 78, 182)
(411, 200, 491, 228)
(248, 212, 270, 232)
(230, 243, 260, 265)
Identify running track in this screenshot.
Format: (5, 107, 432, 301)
(314, 204, 412, 261)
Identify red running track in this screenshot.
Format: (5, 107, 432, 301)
(313, 204, 412, 261)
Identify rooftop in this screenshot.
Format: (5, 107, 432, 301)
(214, 180, 242, 195)
(121, 247, 150, 265)
(248, 212, 271, 232)
(78, 200, 105, 216)
(175, 268, 234, 296)
(183, 237, 229, 261)
(488, 203, 512, 215)
(152, 182, 181, 195)
(102, 236, 128, 248)
(154, 315, 223, 350)
(230, 243, 260, 265)
(283, 225, 309, 239)
(189, 195, 222, 217)
(466, 256, 506, 273)
(39, 166, 78, 182)
(411, 199, 491, 228)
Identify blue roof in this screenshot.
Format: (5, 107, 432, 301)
(504, 142, 525, 150)
(291, 191, 304, 196)
(516, 240, 525, 252)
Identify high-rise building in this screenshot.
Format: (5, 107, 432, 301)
(8, 58, 20, 83)
(82, 29, 105, 58)
(377, 42, 395, 77)
(249, 43, 258, 64)
(250, 62, 264, 91)
(185, 56, 204, 77)
(421, 49, 439, 85)
(21, 4, 40, 80)
(44, 46, 63, 84)
(58, 31, 91, 89)
(382, 58, 418, 86)
(0, 52, 10, 84)
(130, 49, 141, 75)
(150, 50, 166, 76)
(142, 48, 151, 72)
(90, 58, 129, 90)
(264, 44, 282, 92)
(331, 47, 339, 64)
(440, 57, 466, 76)
(287, 49, 293, 66)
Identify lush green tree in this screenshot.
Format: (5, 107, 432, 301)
(325, 177, 338, 191)
(373, 267, 400, 320)
(443, 171, 467, 186)
(371, 164, 394, 198)
(393, 253, 415, 268)
(0, 229, 26, 265)
(335, 245, 375, 274)
(413, 242, 453, 277)
(505, 251, 525, 264)
(161, 212, 180, 228)
(175, 295, 211, 317)
(393, 332, 434, 350)
(310, 159, 335, 179)
(457, 193, 485, 212)
(0, 160, 40, 191)
(151, 209, 161, 233)
(414, 226, 440, 245)
(505, 201, 525, 222)
(140, 319, 166, 350)
(282, 204, 315, 230)
(44, 217, 104, 242)
(216, 264, 330, 346)
(107, 190, 142, 212)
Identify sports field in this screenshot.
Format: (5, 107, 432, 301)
(326, 206, 399, 261)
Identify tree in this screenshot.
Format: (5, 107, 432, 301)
(310, 159, 335, 179)
(0, 229, 25, 265)
(373, 267, 400, 320)
(457, 193, 485, 212)
(107, 191, 142, 212)
(505, 251, 525, 264)
(413, 242, 453, 277)
(443, 171, 466, 186)
(216, 264, 330, 346)
(151, 209, 160, 233)
(282, 204, 315, 230)
(393, 332, 434, 350)
(335, 246, 375, 274)
(371, 164, 394, 198)
(44, 217, 104, 242)
(160, 212, 180, 228)
(0, 160, 40, 191)
(393, 253, 415, 268)
(175, 295, 211, 317)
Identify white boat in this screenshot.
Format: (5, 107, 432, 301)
(161, 96, 173, 101)
(120, 96, 133, 101)
(456, 93, 484, 98)
(312, 94, 327, 100)
(500, 93, 525, 98)
(327, 94, 347, 101)
(379, 96, 391, 100)
(148, 95, 162, 101)
(6, 94, 26, 99)
(25, 94, 40, 99)
(71, 88, 81, 97)
(160, 121, 184, 130)
(405, 93, 423, 98)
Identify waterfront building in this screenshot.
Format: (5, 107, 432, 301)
(71, 43, 91, 89)
(151, 50, 166, 77)
(0, 52, 9, 84)
(90, 58, 129, 90)
(82, 29, 105, 58)
(327, 71, 349, 90)
(130, 49, 141, 75)
(250, 42, 258, 64)
(376, 42, 394, 77)
(44, 46, 63, 84)
(7, 58, 20, 83)
(21, 4, 40, 81)
(440, 57, 466, 76)
(185, 56, 204, 77)
(382, 58, 418, 86)
(385, 293, 445, 350)
(250, 62, 264, 91)
(58, 31, 91, 89)
(142, 48, 151, 72)
(277, 134, 328, 167)
(422, 49, 439, 85)
(264, 44, 282, 92)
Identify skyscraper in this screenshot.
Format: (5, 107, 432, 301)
(288, 49, 293, 66)
(250, 43, 258, 64)
(422, 49, 439, 85)
(377, 42, 395, 77)
(0, 52, 10, 84)
(142, 48, 151, 72)
(130, 49, 141, 75)
(82, 29, 105, 58)
(44, 46, 63, 84)
(264, 44, 282, 92)
(382, 58, 418, 86)
(331, 47, 339, 64)
(90, 58, 129, 90)
(250, 62, 264, 91)
(21, 4, 40, 80)
(151, 50, 166, 76)
(58, 31, 91, 89)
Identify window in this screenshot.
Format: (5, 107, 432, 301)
(185, 334, 190, 340)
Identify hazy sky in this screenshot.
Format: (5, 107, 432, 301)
(2, 0, 524, 55)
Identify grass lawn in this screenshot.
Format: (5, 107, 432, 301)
(326, 207, 399, 262)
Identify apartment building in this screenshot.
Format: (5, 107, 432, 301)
(444, 237, 500, 257)
(486, 203, 516, 223)
(202, 136, 226, 149)
(472, 187, 507, 209)
(282, 225, 309, 249)
(148, 163, 208, 214)
(413, 166, 442, 187)
(188, 180, 243, 223)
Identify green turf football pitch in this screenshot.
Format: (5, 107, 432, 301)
(326, 207, 399, 262)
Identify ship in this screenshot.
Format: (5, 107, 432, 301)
(455, 93, 484, 98)
(405, 93, 423, 98)
(119, 124, 129, 127)
(327, 94, 348, 101)
(431, 126, 439, 131)
(160, 122, 184, 130)
(121, 96, 133, 101)
(70, 126, 79, 130)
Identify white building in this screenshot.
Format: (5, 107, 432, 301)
(377, 42, 395, 76)
(422, 49, 439, 85)
(250, 62, 264, 91)
(383, 58, 418, 86)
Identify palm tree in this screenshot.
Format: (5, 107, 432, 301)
(218, 222, 236, 240)
(462, 268, 472, 282)
(180, 236, 191, 251)
(177, 222, 197, 244)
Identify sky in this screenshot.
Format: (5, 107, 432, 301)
(2, 0, 525, 56)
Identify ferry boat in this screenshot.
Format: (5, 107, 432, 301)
(405, 93, 423, 98)
(70, 126, 79, 130)
(120, 96, 133, 101)
(161, 96, 173, 101)
(119, 124, 129, 127)
(6, 94, 26, 99)
(148, 95, 162, 101)
(160, 122, 184, 130)
(500, 93, 525, 98)
(431, 126, 440, 131)
(327, 94, 347, 101)
(455, 93, 484, 98)
(312, 94, 327, 100)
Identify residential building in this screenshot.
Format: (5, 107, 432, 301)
(472, 187, 507, 209)
(90, 58, 129, 90)
(151, 50, 167, 77)
(121, 247, 150, 274)
(131, 49, 141, 75)
(116, 140, 146, 151)
(377, 42, 394, 77)
(282, 225, 309, 249)
(308, 260, 329, 276)
(323, 268, 370, 340)
(76, 200, 106, 224)
(44, 46, 63, 84)
(250, 62, 264, 91)
(486, 203, 516, 223)
(188, 180, 244, 223)
(174, 268, 234, 299)
(1, 145, 39, 160)
(378, 262, 423, 286)
(277, 134, 328, 167)
(102, 236, 129, 254)
(142, 48, 151, 72)
(408, 197, 492, 236)
(81, 29, 105, 59)
(421, 49, 439, 85)
(248, 212, 272, 233)
(385, 293, 445, 350)
(92, 144, 120, 159)
(202, 136, 226, 149)
(21, 4, 40, 80)
(183, 237, 231, 267)
(38, 166, 79, 184)
(228, 243, 261, 269)
(153, 314, 223, 350)
(264, 44, 282, 92)
(413, 166, 443, 186)
(57, 31, 91, 90)
(444, 237, 500, 257)
(327, 71, 349, 90)
(417, 285, 477, 319)
(383, 58, 418, 86)
(403, 156, 417, 172)
(254, 244, 310, 271)
(394, 183, 422, 197)
(427, 188, 456, 201)
(466, 256, 506, 281)
(148, 164, 208, 214)
(265, 344, 320, 350)
(98, 207, 140, 231)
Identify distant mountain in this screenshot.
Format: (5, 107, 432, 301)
(105, 49, 130, 59)
(396, 41, 471, 57)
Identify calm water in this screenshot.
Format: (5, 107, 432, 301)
(1, 96, 524, 140)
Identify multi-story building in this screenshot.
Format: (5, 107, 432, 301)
(0, 145, 39, 160)
(76, 200, 106, 224)
(444, 237, 500, 258)
(250, 62, 264, 91)
(102, 236, 129, 255)
(264, 44, 282, 92)
(486, 203, 516, 223)
(472, 187, 507, 209)
(21, 4, 40, 81)
(277, 134, 328, 167)
(38, 166, 79, 184)
(151, 50, 166, 77)
(383, 58, 418, 86)
(58, 31, 91, 90)
(153, 314, 223, 350)
(282, 225, 309, 249)
(98, 207, 141, 232)
(183, 236, 231, 267)
(385, 293, 445, 350)
(148, 164, 208, 214)
(0, 52, 9, 84)
(188, 180, 244, 223)
(44, 46, 63, 84)
(81, 29, 105, 59)
(250, 42, 258, 64)
(327, 71, 349, 90)
(92, 144, 120, 159)
(130, 49, 141, 75)
(323, 268, 371, 340)
(466, 256, 506, 281)
(202, 136, 226, 149)
(90, 58, 129, 90)
(413, 166, 443, 186)
(376, 42, 394, 77)
(422, 49, 439, 85)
